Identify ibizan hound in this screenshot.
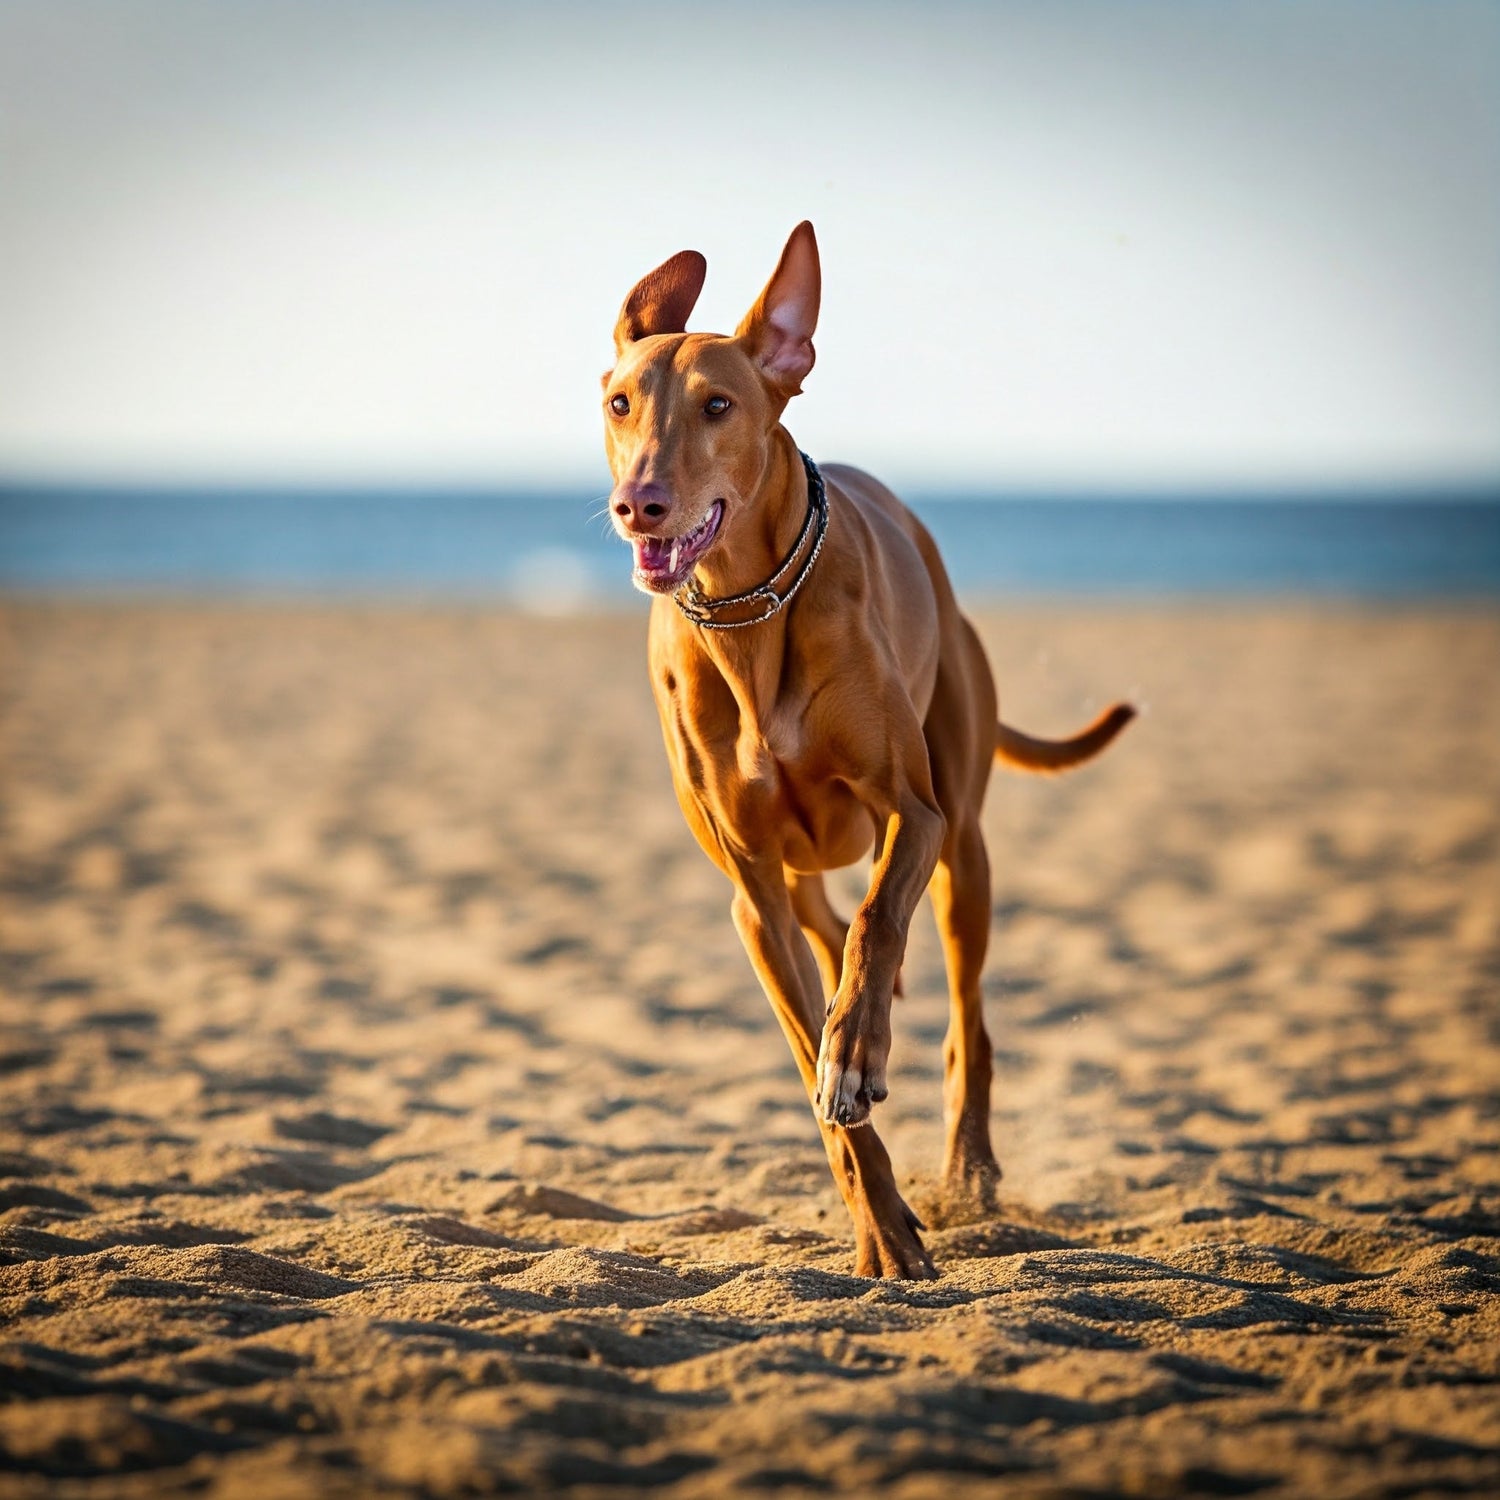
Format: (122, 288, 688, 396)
(603, 222, 1133, 1276)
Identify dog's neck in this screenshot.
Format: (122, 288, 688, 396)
(677, 425, 813, 728)
(685, 426, 809, 606)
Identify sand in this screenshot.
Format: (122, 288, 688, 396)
(1, 598, 1497, 1498)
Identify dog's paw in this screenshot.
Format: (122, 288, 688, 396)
(941, 1152, 1003, 1215)
(815, 1002, 890, 1128)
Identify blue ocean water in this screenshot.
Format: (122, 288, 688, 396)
(1, 485, 1497, 600)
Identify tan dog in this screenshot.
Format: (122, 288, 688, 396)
(603, 223, 1133, 1277)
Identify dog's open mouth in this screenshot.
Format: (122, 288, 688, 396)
(631, 501, 724, 594)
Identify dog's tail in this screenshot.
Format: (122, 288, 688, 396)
(994, 703, 1135, 774)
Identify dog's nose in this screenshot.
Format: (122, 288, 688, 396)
(612, 481, 673, 532)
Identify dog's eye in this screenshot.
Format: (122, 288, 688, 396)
(704, 395, 731, 417)
(609, 393, 630, 417)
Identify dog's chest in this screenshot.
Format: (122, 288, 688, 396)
(659, 653, 875, 870)
(735, 710, 875, 871)
(745, 706, 802, 779)
(729, 694, 820, 791)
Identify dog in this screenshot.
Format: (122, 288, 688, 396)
(603, 222, 1133, 1278)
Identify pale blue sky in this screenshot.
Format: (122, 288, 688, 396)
(1, 0, 1496, 489)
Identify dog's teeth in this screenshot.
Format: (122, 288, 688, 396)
(670, 540, 681, 573)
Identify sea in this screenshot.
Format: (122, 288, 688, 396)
(1, 485, 1497, 605)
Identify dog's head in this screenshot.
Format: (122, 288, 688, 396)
(602, 222, 821, 595)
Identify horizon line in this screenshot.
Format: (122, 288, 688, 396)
(3, 472, 1499, 504)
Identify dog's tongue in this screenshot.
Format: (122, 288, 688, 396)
(631, 501, 724, 589)
(634, 535, 682, 578)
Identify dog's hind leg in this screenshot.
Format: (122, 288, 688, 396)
(786, 869, 849, 1002)
(930, 816, 1003, 1205)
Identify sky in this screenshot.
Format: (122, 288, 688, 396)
(0, 0, 1497, 492)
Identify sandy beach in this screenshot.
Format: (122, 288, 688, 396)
(1, 599, 1497, 1498)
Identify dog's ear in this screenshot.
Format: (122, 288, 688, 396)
(614, 250, 708, 353)
(736, 221, 820, 395)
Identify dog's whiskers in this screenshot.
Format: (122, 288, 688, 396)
(586, 493, 617, 535)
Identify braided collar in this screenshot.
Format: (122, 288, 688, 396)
(672, 451, 829, 630)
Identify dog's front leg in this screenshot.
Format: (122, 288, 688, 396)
(817, 784, 945, 1128)
(729, 863, 935, 1278)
